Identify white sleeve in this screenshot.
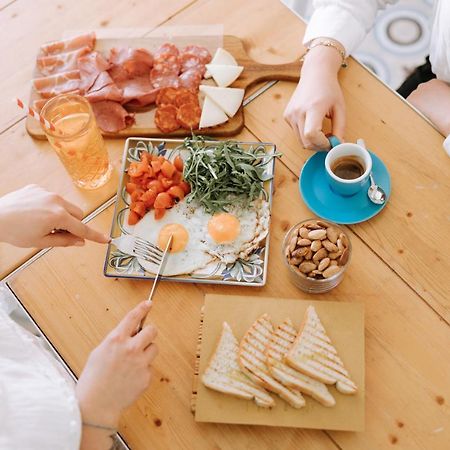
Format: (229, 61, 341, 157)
(443, 135, 450, 157)
(303, 0, 398, 56)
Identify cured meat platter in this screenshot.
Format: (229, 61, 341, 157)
(27, 35, 301, 140)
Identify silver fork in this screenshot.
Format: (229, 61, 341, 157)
(111, 235, 164, 264)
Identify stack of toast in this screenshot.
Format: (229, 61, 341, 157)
(202, 305, 357, 409)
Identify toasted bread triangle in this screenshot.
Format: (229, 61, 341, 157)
(202, 322, 274, 408)
(266, 318, 336, 407)
(286, 306, 357, 394)
(239, 314, 305, 409)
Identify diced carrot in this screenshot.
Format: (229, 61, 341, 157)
(148, 179, 164, 194)
(128, 162, 146, 177)
(151, 160, 162, 174)
(161, 160, 176, 178)
(132, 201, 146, 217)
(172, 170, 182, 184)
(128, 210, 140, 225)
(126, 182, 138, 194)
(154, 192, 173, 209)
(167, 185, 185, 201)
(154, 208, 166, 220)
(179, 181, 191, 195)
(157, 155, 165, 164)
(141, 190, 157, 208)
(160, 176, 174, 190)
(140, 152, 150, 165)
(174, 155, 184, 172)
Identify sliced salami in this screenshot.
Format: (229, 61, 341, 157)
(156, 87, 180, 106)
(155, 104, 180, 133)
(180, 45, 212, 64)
(176, 102, 201, 130)
(175, 90, 199, 108)
(178, 54, 203, 73)
(154, 43, 179, 63)
(179, 68, 203, 92)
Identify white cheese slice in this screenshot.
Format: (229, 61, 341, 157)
(199, 85, 244, 118)
(205, 47, 238, 78)
(199, 96, 229, 129)
(205, 64, 243, 87)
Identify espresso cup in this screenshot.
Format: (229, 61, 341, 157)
(325, 136, 372, 196)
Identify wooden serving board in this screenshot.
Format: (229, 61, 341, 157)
(27, 35, 301, 140)
(193, 294, 365, 432)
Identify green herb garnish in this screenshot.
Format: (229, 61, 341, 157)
(181, 135, 280, 213)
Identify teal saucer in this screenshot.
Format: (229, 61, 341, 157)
(299, 151, 391, 224)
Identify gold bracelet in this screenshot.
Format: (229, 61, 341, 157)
(302, 39, 348, 68)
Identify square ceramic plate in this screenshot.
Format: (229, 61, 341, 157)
(104, 137, 276, 286)
(195, 294, 365, 431)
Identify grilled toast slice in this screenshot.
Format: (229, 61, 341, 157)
(202, 322, 274, 408)
(266, 318, 335, 407)
(286, 306, 357, 394)
(238, 314, 305, 409)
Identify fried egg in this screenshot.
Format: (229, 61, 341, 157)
(131, 198, 270, 276)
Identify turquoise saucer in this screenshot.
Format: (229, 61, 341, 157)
(299, 151, 391, 224)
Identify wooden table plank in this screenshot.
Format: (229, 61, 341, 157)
(9, 153, 450, 449)
(0, 0, 196, 132)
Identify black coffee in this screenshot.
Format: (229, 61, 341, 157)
(331, 156, 365, 180)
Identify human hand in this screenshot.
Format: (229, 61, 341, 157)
(76, 301, 158, 429)
(0, 184, 109, 248)
(284, 45, 346, 150)
(407, 79, 450, 136)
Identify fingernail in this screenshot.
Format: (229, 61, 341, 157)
(75, 240, 85, 247)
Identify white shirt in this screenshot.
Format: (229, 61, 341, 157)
(302, 0, 450, 155)
(0, 303, 81, 450)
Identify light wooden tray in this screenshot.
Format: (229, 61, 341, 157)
(192, 294, 365, 432)
(27, 35, 301, 139)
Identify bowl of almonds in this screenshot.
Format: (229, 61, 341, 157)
(282, 219, 351, 293)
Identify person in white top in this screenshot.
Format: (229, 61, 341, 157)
(0, 184, 159, 450)
(284, 0, 450, 156)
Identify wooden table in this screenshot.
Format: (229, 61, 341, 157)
(2, 1, 450, 449)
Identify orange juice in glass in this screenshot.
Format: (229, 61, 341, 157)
(41, 93, 112, 190)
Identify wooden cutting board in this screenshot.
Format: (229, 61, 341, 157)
(26, 35, 301, 140)
(194, 294, 365, 432)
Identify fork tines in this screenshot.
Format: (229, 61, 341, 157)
(133, 237, 164, 264)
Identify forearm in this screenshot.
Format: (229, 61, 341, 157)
(79, 423, 116, 450)
(301, 40, 343, 78)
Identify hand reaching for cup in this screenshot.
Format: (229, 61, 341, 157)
(76, 301, 158, 430)
(284, 44, 346, 151)
(0, 184, 109, 248)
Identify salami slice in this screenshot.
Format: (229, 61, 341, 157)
(175, 90, 199, 108)
(155, 104, 180, 133)
(179, 68, 202, 92)
(178, 54, 203, 73)
(180, 45, 212, 64)
(154, 43, 179, 61)
(156, 87, 179, 106)
(176, 102, 201, 130)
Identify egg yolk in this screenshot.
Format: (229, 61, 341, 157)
(158, 223, 189, 253)
(208, 213, 241, 244)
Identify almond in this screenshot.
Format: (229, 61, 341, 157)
(289, 235, 297, 253)
(304, 249, 313, 260)
(323, 265, 341, 278)
(322, 240, 339, 252)
(339, 233, 349, 248)
(339, 248, 350, 266)
(304, 221, 322, 230)
(316, 220, 329, 228)
(326, 227, 339, 244)
(318, 257, 330, 271)
(310, 240, 322, 252)
(308, 229, 327, 240)
(297, 238, 312, 246)
(299, 227, 310, 238)
(289, 257, 303, 266)
(328, 251, 342, 260)
(299, 261, 317, 273)
(312, 248, 328, 263)
(337, 238, 345, 252)
(292, 247, 309, 258)
(330, 260, 338, 266)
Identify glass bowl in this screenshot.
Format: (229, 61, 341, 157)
(282, 219, 352, 294)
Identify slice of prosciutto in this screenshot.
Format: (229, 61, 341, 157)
(116, 76, 159, 106)
(33, 70, 81, 98)
(84, 72, 123, 103)
(91, 101, 135, 132)
(36, 46, 91, 76)
(78, 51, 111, 93)
(108, 47, 153, 80)
(39, 32, 96, 57)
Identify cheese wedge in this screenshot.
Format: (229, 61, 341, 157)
(199, 96, 229, 129)
(239, 314, 305, 409)
(202, 322, 274, 408)
(199, 85, 244, 118)
(266, 318, 336, 407)
(205, 47, 238, 78)
(205, 64, 243, 87)
(286, 306, 358, 395)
